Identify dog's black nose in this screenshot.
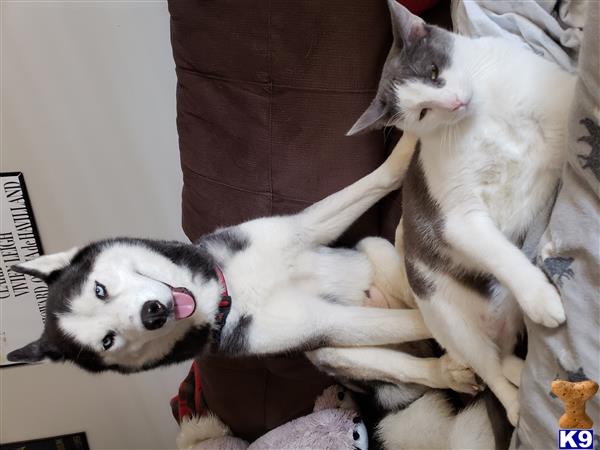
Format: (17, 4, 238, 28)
(141, 300, 168, 330)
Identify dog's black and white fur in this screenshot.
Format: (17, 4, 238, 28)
(8, 133, 473, 393)
(8, 132, 513, 449)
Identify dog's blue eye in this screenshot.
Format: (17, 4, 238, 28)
(102, 332, 115, 350)
(95, 281, 107, 300)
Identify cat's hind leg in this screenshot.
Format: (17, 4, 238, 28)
(502, 354, 524, 388)
(416, 280, 520, 425)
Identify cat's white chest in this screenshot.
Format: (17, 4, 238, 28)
(474, 118, 554, 229)
(423, 113, 564, 238)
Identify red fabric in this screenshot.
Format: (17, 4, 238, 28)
(171, 361, 204, 423)
(400, 0, 439, 15)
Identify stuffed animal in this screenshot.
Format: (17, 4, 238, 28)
(176, 386, 368, 450)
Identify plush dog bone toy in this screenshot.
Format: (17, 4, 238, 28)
(551, 379, 598, 429)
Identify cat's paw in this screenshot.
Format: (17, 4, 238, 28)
(439, 354, 483, 394)
(519, 277, 566, 327)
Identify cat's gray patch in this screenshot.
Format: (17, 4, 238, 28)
(453, 271, 497, 298)
(402, 142, 445, 298)
(348, 25, 454, 134)
(394, 26, 452, 86)
(402, 142, 497, 299)
(577, 117, 600, 181)
(404, 258, 434, 298)
(380, 26, 453, 112)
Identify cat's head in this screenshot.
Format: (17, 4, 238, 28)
(349, 0, 473, 136)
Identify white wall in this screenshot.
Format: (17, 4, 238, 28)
(1, 1, 191, 448)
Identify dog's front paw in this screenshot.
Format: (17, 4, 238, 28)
(439, 354, 483, 395)
(518, 276, 566, 328)
(305, 348, 340, 375)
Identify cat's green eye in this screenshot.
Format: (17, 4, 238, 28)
(430, 64, 439, 81)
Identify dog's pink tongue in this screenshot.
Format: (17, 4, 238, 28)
(173, 291, 196, 319)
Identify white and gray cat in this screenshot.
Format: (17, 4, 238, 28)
(349, 0, 575, 425)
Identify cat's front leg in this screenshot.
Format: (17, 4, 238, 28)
(444, 212, 565, 327)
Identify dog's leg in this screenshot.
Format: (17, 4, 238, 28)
(306, 347, 479, 394)
(296, 133, 417, 246)
(247, 295, 431, 354)
(356, 236, 415, 309)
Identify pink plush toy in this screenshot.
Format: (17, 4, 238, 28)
(177, 386, 368, 450)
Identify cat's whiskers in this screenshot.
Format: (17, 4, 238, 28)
(448, 125, 456, 156)
(440, 124, 451, 156)
(383, 111, 404, 144)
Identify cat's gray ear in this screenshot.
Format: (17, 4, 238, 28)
(387, 0, 427, 46)
(6, 337, 61, 363)
(347, 99, 389, 135)
(11, 247, 78, 282)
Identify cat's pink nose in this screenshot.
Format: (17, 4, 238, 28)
(450, 97, 469, 111)
(448, 95, 471, 111)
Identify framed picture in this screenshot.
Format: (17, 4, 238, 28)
(2, 432, 90, 450)
(0, 172, 46, 367)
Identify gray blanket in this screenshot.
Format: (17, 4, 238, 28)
(452, 1, 599, 448)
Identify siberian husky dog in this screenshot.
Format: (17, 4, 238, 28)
(7, 133, 473, 395)
(8, 131, 512, 448)
(348, 0, 574, 426)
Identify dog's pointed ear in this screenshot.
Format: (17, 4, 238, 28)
(387, 0, 427, 46)
(6, 337, 60, 363)
(347, 99, 390, 136)
(11, 247, 79, 282)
